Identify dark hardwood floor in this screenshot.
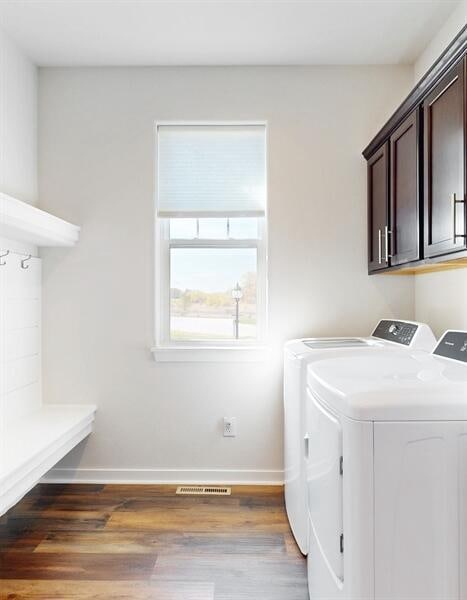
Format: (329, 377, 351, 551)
(0, 484, 308, 599)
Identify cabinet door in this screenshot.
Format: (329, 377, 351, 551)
(368, 143, 389, 272)
(390, 110, 420, 265)
(424, 57, 466, 258)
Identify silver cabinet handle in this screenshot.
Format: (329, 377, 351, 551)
(385, 225, 392, 261)
(378, 229, 382, 264)
(453, 193, 467, 243)
(304, 433, 310, 459)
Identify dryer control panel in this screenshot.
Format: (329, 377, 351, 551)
(372, 320, 418, 346)
(433, 331, 467, 363)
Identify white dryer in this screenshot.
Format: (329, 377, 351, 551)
(284, 320, 435, 555)
(305, 330, 467, 600)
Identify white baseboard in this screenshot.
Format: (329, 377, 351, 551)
(41, 467, 284, 486)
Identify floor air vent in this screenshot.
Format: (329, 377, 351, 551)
(176, 486, 231, 496)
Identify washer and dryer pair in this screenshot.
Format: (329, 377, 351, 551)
(284, 319, 436, 555)
(285, 320, 467, 600)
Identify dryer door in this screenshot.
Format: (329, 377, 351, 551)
(306, 387, 344, 581)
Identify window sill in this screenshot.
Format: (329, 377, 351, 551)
(151, 345, 270, 363)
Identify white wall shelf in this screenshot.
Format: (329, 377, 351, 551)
(0, 404, 96, 516)
(0, 192, 80, 247)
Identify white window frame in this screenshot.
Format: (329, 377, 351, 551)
(152, 121, 269, 362)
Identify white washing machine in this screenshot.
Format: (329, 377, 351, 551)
(284, 319, 435, 555)
(305, 330, 467, 600)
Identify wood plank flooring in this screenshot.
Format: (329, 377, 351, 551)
(0, 484, 308, 599)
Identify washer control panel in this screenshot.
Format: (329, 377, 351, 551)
(372, 320, 418, 346)
(433, 331, 467, 363)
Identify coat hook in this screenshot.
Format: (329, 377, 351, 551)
(0, 250, 9, 266)
(21, 254, 32, 270)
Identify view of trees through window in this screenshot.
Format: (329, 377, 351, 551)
(170, 247, 257, 341)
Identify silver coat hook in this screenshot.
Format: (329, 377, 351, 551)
(21, 254, 32, 270)
(0, 250, 9, 266)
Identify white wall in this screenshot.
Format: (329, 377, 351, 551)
(414, 0, 466, 82)
(414, 2, 467, 338)
(39, 66, 414, 482)
(415, 270, 467, 338)
(0, 26, 37, 205)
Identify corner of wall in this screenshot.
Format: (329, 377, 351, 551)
(0, 25, 38, 205)
(413, 0, 467, 83)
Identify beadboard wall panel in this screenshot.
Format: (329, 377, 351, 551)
(1, 255, 41, 424)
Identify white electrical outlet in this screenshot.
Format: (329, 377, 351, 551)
(223, 417, 237, 437)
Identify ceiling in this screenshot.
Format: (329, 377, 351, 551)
(0, 0, 462, 67)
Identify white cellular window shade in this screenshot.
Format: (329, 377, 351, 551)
(157, 124, 266, 218)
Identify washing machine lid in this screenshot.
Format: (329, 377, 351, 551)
(284, 319, 436, 358)
(284, 337, 376, 358)
(303, 338, 371, 349)
(306, 334, 467, 421)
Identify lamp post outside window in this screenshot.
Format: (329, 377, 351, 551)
(232, 282, 243, 340)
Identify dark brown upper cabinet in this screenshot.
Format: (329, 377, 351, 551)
(367, 143, 389, 273)
(424, 57, 466, 258)
(389, 109, 420, 266)
(363, 27, 466, 274)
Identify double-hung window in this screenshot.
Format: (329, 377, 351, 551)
(154, 123, 267, 358)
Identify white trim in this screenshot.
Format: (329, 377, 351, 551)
(155, 218, 170, 344)
(151, 345, 270, 362)
(42, 467, 284, 486)
(168, 238, 261, 249)
(156, 120, 268, 127)
(158, 210, 266, 218)
(0, 192, 80, 247)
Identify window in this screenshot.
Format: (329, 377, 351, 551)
(154, 123, 267, 358)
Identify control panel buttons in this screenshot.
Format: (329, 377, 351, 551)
(434, 332, 467, 363)
(372, 320, 418, 346)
